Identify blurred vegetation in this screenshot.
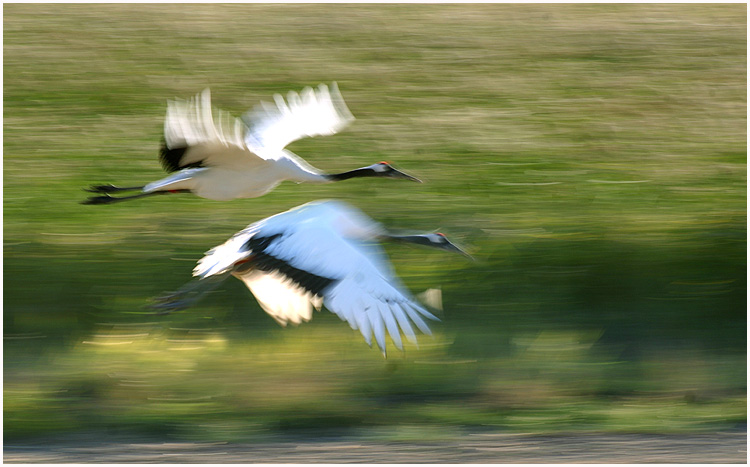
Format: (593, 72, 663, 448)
(4, 4, 746, 441)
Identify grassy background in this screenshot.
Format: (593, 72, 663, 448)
(4, 4, 746, 441)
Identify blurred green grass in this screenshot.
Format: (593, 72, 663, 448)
(4, 4, 746, 440)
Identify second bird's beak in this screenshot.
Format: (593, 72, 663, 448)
(441, 239, 475, 260)
(390, 168, 422, 183)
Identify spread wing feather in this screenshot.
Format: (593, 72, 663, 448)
(242, 82, 355, 156)
(162, 89, 259, 172)
(264, 227, 437, 355)
(160, 84, 353, 172)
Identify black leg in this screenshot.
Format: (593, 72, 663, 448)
(149, 274, 229, 314)
(85, 184, 145, 194)
(80, 190, 191, 205)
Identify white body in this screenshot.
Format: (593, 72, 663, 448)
(194, 200, 438, 355)
(144, 84, 355, 200)
(144, 157, 318, 200)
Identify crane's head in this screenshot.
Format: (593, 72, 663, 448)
(387, 232, 473, 259)
(367, 162, 422, 182)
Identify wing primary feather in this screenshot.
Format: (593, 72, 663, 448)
(390, 301, 418, 346)
(327, 283, 360, 331)
(242, 83, 354, 153)
(273, 94, 288, 114)
(287, 90, 301, 109)
(378, 301, 403, 351)
(329, 82, 355, 123)
(411, 302, 440, 322)
(366, 304, 387, 355)
(401, 302, 434, 336)
(356, 309, 373, 347)
(342, 300, 359, 331)
(301, 86, 315, 104)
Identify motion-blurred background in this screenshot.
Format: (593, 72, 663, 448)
(4, 4, 746, 441)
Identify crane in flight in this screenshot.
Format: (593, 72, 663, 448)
(83, 84, 420, 204)
(151, 200, 471, 356)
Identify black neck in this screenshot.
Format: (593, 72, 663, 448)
(385, 234, 432, 247)
(326, 167, 377, 181)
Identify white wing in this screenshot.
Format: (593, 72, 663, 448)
(258, 225, 438, 355)
(193, 200, 381, 279)
(193, 223, 264, 278)
(322, 255, 439, 355)
(193, 208, 436, 356)
(162, 89, 263, 170)
(234, 270, 323, 326)
(242, 83, 355, 157)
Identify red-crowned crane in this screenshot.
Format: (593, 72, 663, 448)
(83, 84, 419, 204)
(151, 200, 471, 356)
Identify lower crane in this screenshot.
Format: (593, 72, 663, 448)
(151, 200, 471, 356)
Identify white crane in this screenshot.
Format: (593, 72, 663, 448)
(151, 200, 471, 356)
(83, 83, 420, 204)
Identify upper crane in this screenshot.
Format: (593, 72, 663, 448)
(83, 84, 420, 205)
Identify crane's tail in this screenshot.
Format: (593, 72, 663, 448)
(148, 273, 230, 314)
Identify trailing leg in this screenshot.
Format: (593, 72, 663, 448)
(149, 274, 230, 314)
(85, 184, 145, 194)
(80, 189, 191, 205)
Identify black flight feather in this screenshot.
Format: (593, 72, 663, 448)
(241, 234, 337, 298)
(159, 138, 205, 173)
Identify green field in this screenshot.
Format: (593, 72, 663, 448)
(4, 4, 746, 441)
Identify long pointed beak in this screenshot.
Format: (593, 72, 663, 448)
(390, 168, 422, 183)
(442, 240, 475, 260)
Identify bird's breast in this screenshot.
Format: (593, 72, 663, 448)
(192, 167, 283, 200)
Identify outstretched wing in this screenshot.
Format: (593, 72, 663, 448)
(242, 82, 355, 157)
(321, 243, 440, 356)
(161, 89, 262, 172)
(194, 216, 436, 356)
